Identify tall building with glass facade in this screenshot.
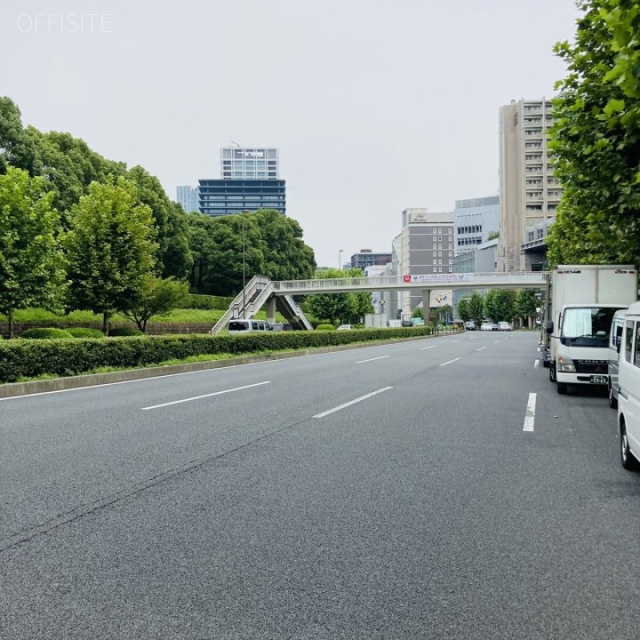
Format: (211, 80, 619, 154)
(176, 186, 199, 213)
(453, 195, 500, 255)
(197, 179, 286, 216)
(176, 147, 286, 217)
(221, 147, 279, 180)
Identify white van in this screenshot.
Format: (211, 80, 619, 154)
(227, 319, 272, 334)
(617, 301, 640, 470)
(607, 308, 627, 408)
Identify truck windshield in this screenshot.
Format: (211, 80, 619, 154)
(560, 307, 621, 347)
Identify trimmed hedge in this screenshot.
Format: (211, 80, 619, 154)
(0, 326, 443, 383)
(66, 328, 105, 339)
(108, 327, 144, 337)
(20, 328, 74, 340)
(315, 324, 336, 331)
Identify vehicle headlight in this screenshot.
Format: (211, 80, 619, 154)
(557, 358, 576, 372)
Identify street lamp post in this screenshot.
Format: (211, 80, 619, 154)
(338, 249, 344, 271)
(242, 212, 247, 315)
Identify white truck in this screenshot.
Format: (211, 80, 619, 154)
(541, 265, 638, 394)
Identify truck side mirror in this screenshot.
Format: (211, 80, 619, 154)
(545, 321, 553, 334)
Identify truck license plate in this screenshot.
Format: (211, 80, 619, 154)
(590, 375, 608, 384)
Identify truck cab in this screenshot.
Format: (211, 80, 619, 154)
(548, 304, 627, 394)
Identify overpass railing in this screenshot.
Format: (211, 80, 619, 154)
(271, 272, 549, 294)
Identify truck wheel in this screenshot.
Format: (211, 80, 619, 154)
(608, 382, 617, 409)
(557, 382, 568, 394)
(549, 362, 556, 383)
(620, 423, 639, 471)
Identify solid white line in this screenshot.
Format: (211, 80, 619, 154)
(420, 345, 437, 351)
(141, 381, 271, 410)
(356, 355, 389, 364)
(313, 387, 393, 418)
(523, 392, 536, 432)
(440, 358, 460, 367)
(477, 346, 486, 351)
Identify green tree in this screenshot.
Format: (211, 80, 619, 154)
(129, 166, 192, 279)
(252, 209, 316, 281)
(163, 202, 193, 279)
(28, 128, 127, 217)
(305, 268, 372, 325)
(0, 167, 66, 337)
(515, 289, 539, 327)
(457, 297, 471, 322)
(186, 210, 316, 296)
(547, 0, 640, 267)
(484, 289, 516, 322)
(0, 97, 37, 174)
(468, 292, 485, 325)
(63, 177, 158, 333)
(120, 275, 189, 333)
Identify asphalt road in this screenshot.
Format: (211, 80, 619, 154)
(2, 331, 640, 639)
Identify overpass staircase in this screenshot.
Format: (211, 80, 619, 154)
(210, 276, 313, 333)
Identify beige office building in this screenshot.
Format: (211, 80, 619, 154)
(497, 98, 562, 272)
(400, 208, 454, 319)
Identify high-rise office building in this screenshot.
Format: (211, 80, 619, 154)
(197, 179, 286, 216)
(176, 186, 199, 213)
(177, 147, 286, 217)
(497, 98, 562, 272)
(221, 147, 279, 180)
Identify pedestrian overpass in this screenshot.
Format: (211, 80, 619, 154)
(210, 271, 549, 333)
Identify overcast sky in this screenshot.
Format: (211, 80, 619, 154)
(3, 0, 579, 268)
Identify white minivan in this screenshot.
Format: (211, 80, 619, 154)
(227, 319, 272, 334)
(607, 309, 627, 409)
(617, 301, 640, 471)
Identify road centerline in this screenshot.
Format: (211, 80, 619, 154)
(313, 387, 393, 418)
(141, 381, 272, 410)
(439, 358, 460, 367)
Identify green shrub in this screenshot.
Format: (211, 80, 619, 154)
(66, 328, 105, 339)
(108, 327, 144, 337)
(21, 328, 74, 340)
(315, 324, 336, 331)
(0, 325, 441, 383)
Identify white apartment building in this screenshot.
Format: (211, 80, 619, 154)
(497, 98, 562, 272)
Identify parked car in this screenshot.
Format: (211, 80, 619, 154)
(481, 321, 497, 331)
(608, 308, 626, 409)
(337, 324, 352, 331)
(498, 321, 512, 331)
(228, 319, 272, 334)
(464, 320, 476, 331)
(617, 301, 640, 470)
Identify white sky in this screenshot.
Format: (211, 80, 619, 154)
(2, 0, 579, 268)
